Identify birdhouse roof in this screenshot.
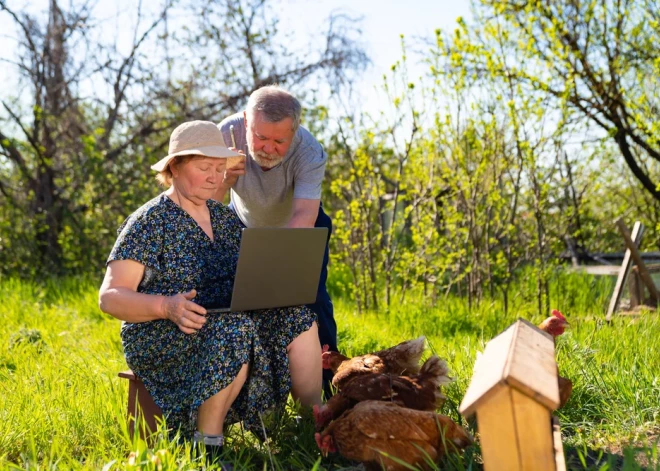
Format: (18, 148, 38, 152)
(459, 318, 560, 417)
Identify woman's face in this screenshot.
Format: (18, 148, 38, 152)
(171, 156, 226, 204)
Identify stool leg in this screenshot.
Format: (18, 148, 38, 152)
(127, 379, 138, 439)
(136, 380, 162, 438)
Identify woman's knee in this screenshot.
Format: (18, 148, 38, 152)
(287, 321, 320, 354)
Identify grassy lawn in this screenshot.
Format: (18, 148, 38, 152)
(0, 273, 658, 470)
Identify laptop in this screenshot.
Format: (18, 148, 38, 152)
(206, 227, 328, 313)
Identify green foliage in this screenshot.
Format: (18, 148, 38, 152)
(0, 0, 367, 279)
(321, 5, 660, 312)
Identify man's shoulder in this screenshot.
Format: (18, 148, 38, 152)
(291, 125, 326, 163)
(218, 112, 244, 132)
(296, 125, 319, 145)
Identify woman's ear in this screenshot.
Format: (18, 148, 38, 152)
(169, 159, 178, 178)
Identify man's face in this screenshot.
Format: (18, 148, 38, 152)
(245, 111, 295, 169)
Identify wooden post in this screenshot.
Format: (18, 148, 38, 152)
(615, 219, 659, 304)
(564, 235, 580, 268)
(605, 221, 643, 321)
(552, 416, 566, 471)
(628, 268, 642, 308)
(459, 319, 564, 471)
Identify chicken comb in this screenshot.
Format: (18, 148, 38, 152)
(322, 344, 330, 353)
(551, 309, 567, 321)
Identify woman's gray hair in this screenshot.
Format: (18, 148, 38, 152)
(246, 85, 301, 133)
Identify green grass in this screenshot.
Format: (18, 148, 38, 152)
(0, 273, 658, 470)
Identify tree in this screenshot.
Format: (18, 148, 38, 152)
(450, 0, 660, 202)
(0, 0, 367, 275)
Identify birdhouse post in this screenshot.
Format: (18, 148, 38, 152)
(459, 319, 566, 471)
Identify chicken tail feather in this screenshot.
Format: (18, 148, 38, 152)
(417, 355, 452, 408)
(383, 335, 426, 374)
(419, 355, 452, 385)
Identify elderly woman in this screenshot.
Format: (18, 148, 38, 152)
(98, 120, 322, 462)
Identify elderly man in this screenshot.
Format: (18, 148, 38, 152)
(216, 85, 336, 396)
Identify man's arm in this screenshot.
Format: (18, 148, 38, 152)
(288, 198, 320, 228)
(213, 151, 246, 203)
(214, 184, 229, 203)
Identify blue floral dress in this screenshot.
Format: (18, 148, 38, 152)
(108, 193, 316, 438)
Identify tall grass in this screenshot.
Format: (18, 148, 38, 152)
(0, 273, 658, 470)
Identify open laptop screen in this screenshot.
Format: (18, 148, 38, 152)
(206, 227, 328, 313)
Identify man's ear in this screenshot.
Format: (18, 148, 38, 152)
(243, 110, 248, 128)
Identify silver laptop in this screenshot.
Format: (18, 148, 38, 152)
(206, 227, 328, 313)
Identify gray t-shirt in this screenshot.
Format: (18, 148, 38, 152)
(217, 112, 327, 228)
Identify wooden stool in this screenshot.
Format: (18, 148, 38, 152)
(118, 370, 163, 439)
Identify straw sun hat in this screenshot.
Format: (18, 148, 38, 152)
(150, 120, 241, 172)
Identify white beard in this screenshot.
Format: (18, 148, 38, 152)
(246, 131, 284, 168)
(251, 149, 283, 168)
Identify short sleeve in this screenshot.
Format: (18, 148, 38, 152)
(293, 143, 327, 200)
(218, 113, 247, 154)
(107, 213, 163, 271)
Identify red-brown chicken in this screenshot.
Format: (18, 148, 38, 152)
(322, 336, 426, 390)
(315, 401, 473, 471)
(538, 309, 573, 408)
(538, 309, 570, 338)
(557, 375, 573, 409)
(313, 355, 451, 431)
(472, 310, 573, 408)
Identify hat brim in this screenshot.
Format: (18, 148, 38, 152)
(151, 145, 242, 172)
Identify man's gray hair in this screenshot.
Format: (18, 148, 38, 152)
(246, 85, 301, 132)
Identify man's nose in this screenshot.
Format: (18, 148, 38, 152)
(263, 142, 274, 154)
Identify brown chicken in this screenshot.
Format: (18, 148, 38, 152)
(322, 336, 426, 390)
(313, 355, 451, 431)
(538, 309, 573, 408)
(538, 309, 570, 338)
(315, 401, 473, 471)
(557, 376, 573, 409)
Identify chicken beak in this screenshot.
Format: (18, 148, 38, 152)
(314, 432, 328, 457)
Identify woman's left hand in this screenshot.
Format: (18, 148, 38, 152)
(161, 289, 208, 334)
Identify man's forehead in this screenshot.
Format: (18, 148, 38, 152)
(249, 113, 294, 133)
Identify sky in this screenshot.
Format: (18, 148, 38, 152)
(276, 0, 472, 112)
(0, 0, 471, 117)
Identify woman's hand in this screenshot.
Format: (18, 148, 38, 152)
(161, 289, 208, 334)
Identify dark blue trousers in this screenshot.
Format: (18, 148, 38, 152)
(308, 205, 337, 397)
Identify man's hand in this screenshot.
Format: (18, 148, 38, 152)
(161, 289, 208, 334)
(215, 149, 246, 202)
(223, 149, 246, 186)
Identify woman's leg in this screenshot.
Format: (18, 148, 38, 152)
(287, 321, 322, 407)
(197, 363, 250, 435)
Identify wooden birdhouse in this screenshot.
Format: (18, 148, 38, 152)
(459, 319, 566, 471)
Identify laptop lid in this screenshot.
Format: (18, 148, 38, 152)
(208, 227, 328, 313)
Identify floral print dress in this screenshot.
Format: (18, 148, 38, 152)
(108, 193, 315, 438)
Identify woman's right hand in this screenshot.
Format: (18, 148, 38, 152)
(161, 289, 208, 334)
